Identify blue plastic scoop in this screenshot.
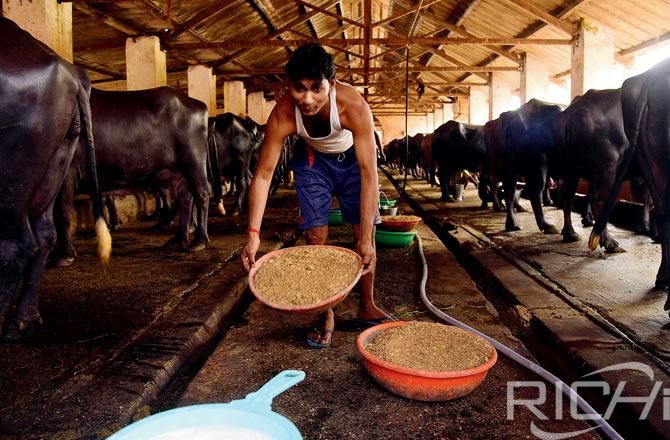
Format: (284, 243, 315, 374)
(108, 370, 305, 440)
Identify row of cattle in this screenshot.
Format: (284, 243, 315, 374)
(0, 18, 294, 339)
(384, 60, 670, 313)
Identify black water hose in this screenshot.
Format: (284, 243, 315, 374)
(413, 232, 623, 440)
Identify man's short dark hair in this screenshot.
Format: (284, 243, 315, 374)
(286, 43, 335, 82)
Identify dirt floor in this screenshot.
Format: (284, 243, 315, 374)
(173, 208, 598, 439)
(0, 190, 298, 437)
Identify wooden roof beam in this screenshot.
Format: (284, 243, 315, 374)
(372, 0, 443, 28)
(500, 0, 576, 35)
(170, 0, 234, 39)
(72, 2, 142, 36)
(293, 0, 364, 28)
(174, 37, 571, 50)
(220, 66, 520, 74)
(364, 0, 371, 96)
(353, 81, 488, 87)
(213, 0, 341, 69)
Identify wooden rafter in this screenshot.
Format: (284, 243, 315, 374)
(500, 0, 576, 35)
(247, 0, 292, 58)
(364, 0, 371, 98)
(372, 0, 443, 28)
(213, 0, 342, 69)
(173, 37, 571, 50)
(293, 0, 364, 28)
(170, 0, 234, 39)
(220, 65, 520, 74)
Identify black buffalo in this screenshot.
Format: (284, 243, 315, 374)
(208, 113, 264, 215)
(0, 18, 111, 337)
(554, 88, 652, 252)
(485, 99, 564, 233)
(591, 60, 670, 303)
(431, 121, 489, 203)
(53, 87, 212, 267)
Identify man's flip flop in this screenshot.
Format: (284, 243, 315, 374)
(354, 313, 398, 329)
(305, 326, 334, 349)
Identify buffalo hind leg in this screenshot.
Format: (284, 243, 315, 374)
(6, 211, 56, 339)
(504, 176, 521, 231)
(163, 180, 193, 251)
(561, 175, 581, 242)
(528, 169, 558, 234)
(104, 196, 120, 231)
(51, 173, 77, 267)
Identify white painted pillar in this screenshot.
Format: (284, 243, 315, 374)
(2, 0, 72, 61)
(521, 52, 550, 103)
(571, 19, 616, 99)
(188, 65, 217, 116)
(454, 97, 469, 123)
(126, 36, 167, 90)
(434, 107, 444, 128)
(224, 80, 246, 116)
(470, 87, 488, 125)
(443, 102, 455, 123)
(426, 112, 435, 133)
(490, 72, 513, 119)
(247, 91, 265, 124)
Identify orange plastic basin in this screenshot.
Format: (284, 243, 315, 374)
(378, 215, 422, 232)
(356, 321, 498, 401)
(248, 245, 363, 314)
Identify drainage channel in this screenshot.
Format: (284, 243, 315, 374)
(382, 168, 662, 439)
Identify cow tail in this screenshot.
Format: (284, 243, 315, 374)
(207, 121, 225, 215)
(588, 78, 649, 252)
(77, 84, 112, 268)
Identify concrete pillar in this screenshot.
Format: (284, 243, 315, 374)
(521, 52, 550, 103)
(571, 19, 616, 99)
(426, 112, 435, 133)
(262, 99, 276, 123)
(443, 103, 455, 123)
(126, 36, 167, 91)
(434, 107, 444, 128)
(454, 97, 469, 123)
(224, 80, 246, 116)
(247, 91, 265, 124)
(470, 87, 488, 125)
(188, 65, 217, 116)
(490, 72, 513, 119)
(2, 0, 72, 61)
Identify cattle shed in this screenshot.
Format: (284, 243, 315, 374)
(1, 0, 669, 142)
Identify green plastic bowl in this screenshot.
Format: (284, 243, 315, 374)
(375, 229, 416, 247)
(328, 209, 346, 225)
(379, 199, 397, 208)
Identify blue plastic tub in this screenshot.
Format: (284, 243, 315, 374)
(108, 370, 305, 440)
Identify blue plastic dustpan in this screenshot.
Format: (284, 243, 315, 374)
(108, 370, 305, 440)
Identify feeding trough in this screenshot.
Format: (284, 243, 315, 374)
(378, 215, 422, 232)
(249, 245, 363, 314)
(375, 229, 416, 247)
(108, 370, 306, 440)
(357, 321, 497, 401)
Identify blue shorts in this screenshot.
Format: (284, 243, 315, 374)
(292, 143, 380, 230)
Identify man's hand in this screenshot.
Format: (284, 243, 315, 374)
(356, 240, 376, 275)
(241, 234, 261, 272)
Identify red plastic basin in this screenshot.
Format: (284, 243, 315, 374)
(248, 245, 363, 314)
(357, 321, 498, 401)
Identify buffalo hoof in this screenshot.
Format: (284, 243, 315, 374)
(636, 223, 651, 236)
(581, 217, 594, 227)
(162, 237, 189, 251)
(603, 241, 625, 254)
(51, 256, 75, 268)
(189, 238, 210, 252)
(656, 278, 669, 291)
(479, 202, 488, 210)
(562, 230, 581, 243)
(4, 315, 43, 341)
(543, 198, 554, 207)
(514, 205, 526, 213)
(443, 197, 456, 203)
(543, 224, 560, 235)
(505, 223, 521, 232)
(664, 296, 670, 312)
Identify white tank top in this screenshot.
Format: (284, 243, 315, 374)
(294, 84, 354, 154)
